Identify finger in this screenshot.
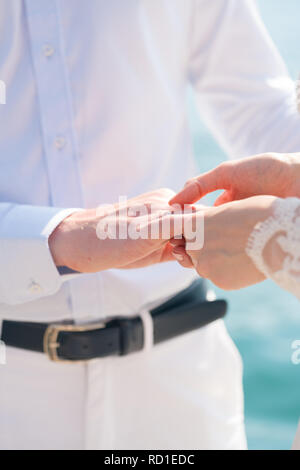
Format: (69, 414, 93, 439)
(172, 246, 194, 268)
(161, 242, 178, 263)
(169, 164, 232, 206)
(121, 244, 173, 269)
(143, 209, 204, 245)
(169, 237, 185, 248)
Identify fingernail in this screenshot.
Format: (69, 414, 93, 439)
(173, 252, 184, 262)
(169, 239, 181, 246)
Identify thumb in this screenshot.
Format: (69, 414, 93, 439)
(169, 164, 231, 206)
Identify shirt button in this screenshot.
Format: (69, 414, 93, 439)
(28, 281, 42, 294)
(43, 44, 55, 58)
(55, 136, 66, 150)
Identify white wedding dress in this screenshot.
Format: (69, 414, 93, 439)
(246, 197, 300, 450)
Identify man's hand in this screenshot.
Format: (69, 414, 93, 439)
(170, 153, 300, 207)
(49, 189, 187, 273)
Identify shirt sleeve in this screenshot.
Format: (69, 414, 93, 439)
(246, 197, 300, 300)
(189, 0, 300, 158)
(0, 203, 82, 305)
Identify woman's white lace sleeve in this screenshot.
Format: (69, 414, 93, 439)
(246, 198, 300, 299)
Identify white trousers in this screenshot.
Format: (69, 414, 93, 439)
(0, 319, 247, 450)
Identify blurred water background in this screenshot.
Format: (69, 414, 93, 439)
(188, 0, 300, 450)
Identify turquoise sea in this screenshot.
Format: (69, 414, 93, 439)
(189, 0, 300, 450)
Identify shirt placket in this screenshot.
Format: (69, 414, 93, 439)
(24, 0, 103, 324)
(24, 0, 83, 208)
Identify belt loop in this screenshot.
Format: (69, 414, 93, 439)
(140, 308, 154, 354)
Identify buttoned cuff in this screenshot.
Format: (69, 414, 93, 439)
(0, 204, 82, 305)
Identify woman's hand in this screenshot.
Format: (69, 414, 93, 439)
(172, 196, 277, 290)
(170, 153, 300, 207)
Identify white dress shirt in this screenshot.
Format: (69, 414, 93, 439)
(0, 0, 300, 450)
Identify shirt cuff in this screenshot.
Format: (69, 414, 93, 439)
(0, 204, 82, 305)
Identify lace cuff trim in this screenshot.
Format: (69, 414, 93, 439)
(246, 198, 300, 278)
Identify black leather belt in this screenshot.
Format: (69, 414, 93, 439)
(1, 280, 227, 363)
